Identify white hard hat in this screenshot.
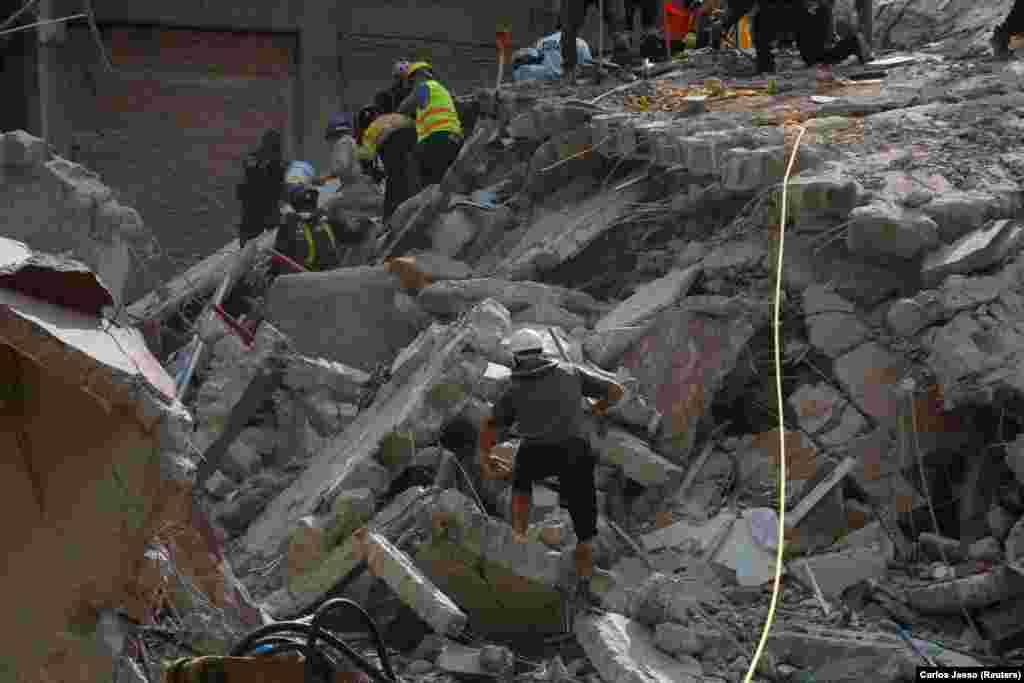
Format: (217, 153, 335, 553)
(503, 328, 546, 355)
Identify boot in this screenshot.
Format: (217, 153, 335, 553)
(573, 542, 603, 611)
(510, 492, 531, 542)
(992, 23, 1011, 60)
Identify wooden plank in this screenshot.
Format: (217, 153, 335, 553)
(121, 229, 277, 326)
(785, 455, 857, 529)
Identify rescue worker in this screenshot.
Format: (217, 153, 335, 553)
(821, 0, 873, 63)
(315, 114, 383, 249)
(559, 0, 631, 80)
(712, 0, 867, 75)
(992, 0, 1024, 59)
(397, 62, 463, 189)
(357, 104, 418, 221)
(374, 60, 415, 114)
(236, 129, 286, 247)
(478, 328, 625, 608)
(624, 0, 666, 60)
(314, 113, 363, 186)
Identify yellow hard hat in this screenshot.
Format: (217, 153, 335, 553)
(404, 61, 432, 78)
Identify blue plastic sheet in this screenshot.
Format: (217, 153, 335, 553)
(512, 32, 593, 83)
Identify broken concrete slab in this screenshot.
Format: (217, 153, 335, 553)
(241, 317, 479, 561)
(513, 299, 587, 330)
(281, 354, 370, 403)
(269, 486, 434, 617)
(497, 183, 648, 279)
(591, 427, 683, 487)
(833, 342, 908, 423)
(193, 323, 292, 454)
(583, 324, 655, 370)
(575, 613, 703, 683)
(642, 510, 737, 553)
(431, 488, 565, 589)
(789, 545, 888, 598)
(595, 266, 701, 332)
(266, 266, 427, 373)
(922, 190, 1001, 243)
(437, 642, 513, 678)
(359, 530, 468, 637)
(921, 219, 1024, 289)
(621, 308, 760, 463)
(417, 278, 607, 319)
(847, 200, 940, 260)
(785, 162, 864, 226)
(802, 284, 869, 358)
(1, 134, 161, 305)
(906, 566, 1024, 614)
(701, 240, 769, 279)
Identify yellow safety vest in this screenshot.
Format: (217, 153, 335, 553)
(414, 80, 463, 143)
(362, 113, 414, 159)
(302, 220, 338, 270)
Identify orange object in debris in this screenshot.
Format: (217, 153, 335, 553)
(496, 22, 513, 58)
(664, 2, 695, 43)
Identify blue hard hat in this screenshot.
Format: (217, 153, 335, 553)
(326, 113, 354, 137)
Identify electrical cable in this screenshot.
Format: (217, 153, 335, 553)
(229, 597, 398, 683)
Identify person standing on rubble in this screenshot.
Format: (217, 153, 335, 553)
(314, 113, 363, 187)
(397, 62, 463, 189)
(374, 60, 415, 114)
(356, 104, 418, 221)
(559, 0, 631, 81)
(478, 328, 625, 608)
(236, 129, 286, 247)
(711, 0, 869, 75)
(992, 0, 1024, 59)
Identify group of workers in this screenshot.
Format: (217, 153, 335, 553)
(346, 60, 464, 220)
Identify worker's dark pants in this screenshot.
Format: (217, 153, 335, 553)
(513, 437, 598, 543)
(415, 131, 462, 189)
(625, 0, 661, 30)
(1003, 0, 1024, 34)
(821, 0, 873, 45)
(753, 2, 859, 73)
(378, 126, 417, 220)
(238, 210, 277, 247)
(561, 0, 622, 70)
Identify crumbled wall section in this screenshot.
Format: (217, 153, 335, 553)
(0, 130, 160, 307)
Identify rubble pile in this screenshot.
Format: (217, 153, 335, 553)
(12, 2, 1024, 681)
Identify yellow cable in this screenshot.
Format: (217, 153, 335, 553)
(743, 124, 806, 683)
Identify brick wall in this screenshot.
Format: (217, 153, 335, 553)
(64, 25, 296, 280)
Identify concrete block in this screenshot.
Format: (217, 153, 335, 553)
(833, 342, 907, 422)
(923, 190, 999, 242)
(583, 325, 654, 370)
(592, 427, 683, 487)
(653, 623, 704, 656)
(721, 146, 784, 192)
(596, 266, 700, 332)
(786, 162, 863, 221)
(361, 531, 468, 637)
(575, 614, 703, 683)
(847, 200, 940, 260)
(433, 489, 565, 588)
(701, 240, 768, 278)
(921, 219, 1024, 289)
(802, 284, 869, 357)
(0, 130, 49, 168)
(789, 544, 888, 598)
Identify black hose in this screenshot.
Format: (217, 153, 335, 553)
(309, 599, 396, 682)
(229, 622, 394, 683)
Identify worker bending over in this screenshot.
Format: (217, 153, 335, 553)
(356, 105, 417, 221)
(713, 0, 868, 75)
(398, 62, 463, 189)
(478, 328, 625, 608)
(559, 0, 630, 82)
